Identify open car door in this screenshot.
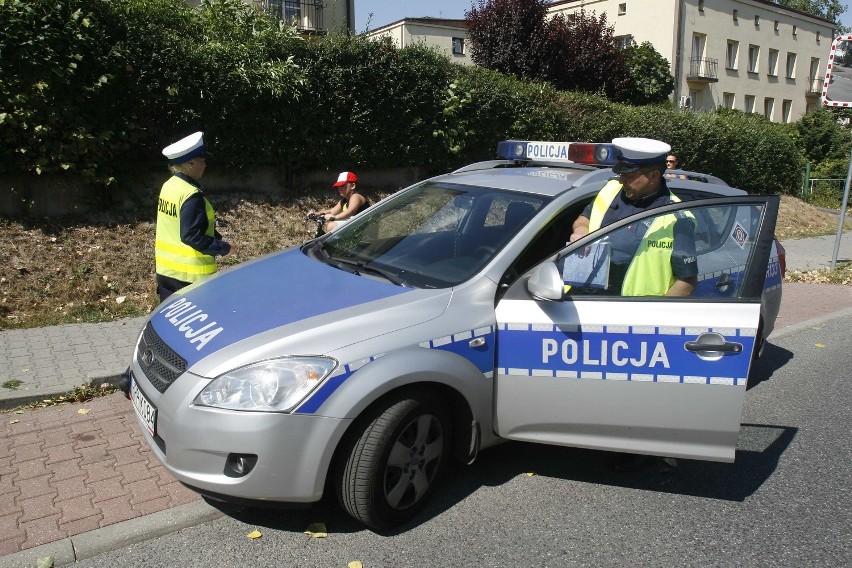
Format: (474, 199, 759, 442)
(494, 196, 779, 462)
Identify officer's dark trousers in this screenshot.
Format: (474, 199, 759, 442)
(156, 274, 190, 302)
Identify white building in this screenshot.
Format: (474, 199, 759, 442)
(548, 0, 835, 122)
(364, 17, 473, 66)
(186, 1, 355, 35)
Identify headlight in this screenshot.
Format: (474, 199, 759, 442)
(194, 357, 337, 412)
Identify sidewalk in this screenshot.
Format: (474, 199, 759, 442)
(1, 233, 851, 567)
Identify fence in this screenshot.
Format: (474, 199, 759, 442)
(802, 178, 848, 209)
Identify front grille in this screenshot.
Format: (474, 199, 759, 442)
(136, 323, 187, 393)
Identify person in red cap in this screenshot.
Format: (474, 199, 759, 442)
(311, 171, 370, 234)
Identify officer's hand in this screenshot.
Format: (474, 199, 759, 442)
(569, 228, 587, 243)
(224, 243, 237, 258)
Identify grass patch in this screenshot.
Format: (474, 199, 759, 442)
(0, 191, 847, 331)
(2, 379, 23, 389)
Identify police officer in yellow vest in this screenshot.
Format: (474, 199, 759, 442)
(569, 137, 697, 297)
(155, 132, 236, 301)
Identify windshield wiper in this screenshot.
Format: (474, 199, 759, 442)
(328, 256, 407, 286)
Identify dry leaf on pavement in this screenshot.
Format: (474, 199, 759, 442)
(247, 529, 262, 539)
(304, 522, 328, 538)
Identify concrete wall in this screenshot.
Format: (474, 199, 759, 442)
(0, 166, 423, 218)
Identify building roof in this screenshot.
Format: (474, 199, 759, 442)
(546, 0, 834, 26)
(367, 17, 468, 35)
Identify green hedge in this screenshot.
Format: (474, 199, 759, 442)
(0, 0, 816, 199)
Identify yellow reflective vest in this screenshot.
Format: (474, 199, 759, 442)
(155, 176, 217, 283)
(588, 179, 691, 296)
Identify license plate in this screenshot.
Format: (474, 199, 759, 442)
(130, 375, 157, 437)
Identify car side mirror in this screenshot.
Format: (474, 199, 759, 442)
(527, 262, 563, 301)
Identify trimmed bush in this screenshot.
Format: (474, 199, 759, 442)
(0, 0, 820, 204)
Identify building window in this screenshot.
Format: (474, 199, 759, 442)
(786, 52, 797, 78)
(754, 15, 760, 28)
(775, 20, 780, 32)
(744, 95, 755, 113)
(618, 3, 626, 15)
(816, 32, 821, 45)
(809, 57, 821, 91)
(726, 40, 739, 69)
(723, 92, 735, 109)
(764, 97, 775, 120)
(793, 25, 797, 36)
(452, 37, 464, 55)
(782, 99, 793, 123)
(768, 49, 779, 76)
(698, 0, 704, 12)
(748, 45, 760, 73)
(614, 35, 634, 49)
(733, 9, 738, 22)
(692, 33, 706, 59)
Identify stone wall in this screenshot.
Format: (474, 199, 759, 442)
(0, 166, 424, 217)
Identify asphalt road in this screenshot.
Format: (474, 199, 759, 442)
(75, 315, 851, 568)
(826, 65, 852, 104)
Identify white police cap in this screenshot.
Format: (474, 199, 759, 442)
(162, 131, 205, 164)
(611, 137, 671, 174)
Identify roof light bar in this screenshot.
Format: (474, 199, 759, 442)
(496, 140, 618, 167)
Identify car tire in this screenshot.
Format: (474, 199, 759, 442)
(336, 389, 452, 531)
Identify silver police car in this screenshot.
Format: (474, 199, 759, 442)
(129, 141, 782, 530)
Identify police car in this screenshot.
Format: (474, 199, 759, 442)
(128, 140, 783, 530)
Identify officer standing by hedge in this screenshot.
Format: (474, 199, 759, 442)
(155, 131, 236, 301)
(569, 137, 697, 297)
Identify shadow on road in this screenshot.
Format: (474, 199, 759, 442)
(748, 341, 794, 390)
(209, 421, 796, 536)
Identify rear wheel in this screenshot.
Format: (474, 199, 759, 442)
(336, 389, 451, 531)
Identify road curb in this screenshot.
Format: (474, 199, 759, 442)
(769, 305, 852, 341)
(0, 501, 222, 568)
(0, 373, 126, 411)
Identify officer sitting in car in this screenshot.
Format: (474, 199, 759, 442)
(568, 137, 697, 297)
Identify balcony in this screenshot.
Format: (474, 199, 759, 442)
(686, 57, 719, 83)
(255, 0, 325, 34)
(806, 75, 823, 97)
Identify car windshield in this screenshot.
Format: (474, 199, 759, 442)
(304, 182, 548, 288)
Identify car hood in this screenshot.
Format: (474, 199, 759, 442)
(147, 248, 448, 371)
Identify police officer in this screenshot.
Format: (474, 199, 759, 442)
(569, 137, 697, 297)
(155, 132, 236, 301)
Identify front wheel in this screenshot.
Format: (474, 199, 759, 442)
(336, 389, 452, 531)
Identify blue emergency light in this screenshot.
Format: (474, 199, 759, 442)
(496, 140, 618, 167)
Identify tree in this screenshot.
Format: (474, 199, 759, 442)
(620, 41, 675, 105)
(794, 108, 851, 166)
(465, 0, 551, 81)
(466, 2, 630, 101)
(543, 9, 629, 100)
(774, 1, 848, 33)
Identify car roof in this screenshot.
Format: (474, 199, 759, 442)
(435, 160, 615, 197)
(429, 159, 742, 199)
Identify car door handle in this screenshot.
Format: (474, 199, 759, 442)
(685, 339, 743, 353)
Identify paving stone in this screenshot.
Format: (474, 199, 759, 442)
(56, 494, 101, 526)
(22, 514, 66, 550)
(17, 493, 60, 524)
(89, 476, 129, 505)
(97, 495, 139, 526)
